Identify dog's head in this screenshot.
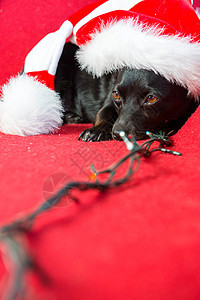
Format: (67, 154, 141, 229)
(112, 69, 198, 140)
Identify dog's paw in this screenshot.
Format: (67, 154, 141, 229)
(65, 112, 83, 124)
(78, 127, 113, 142)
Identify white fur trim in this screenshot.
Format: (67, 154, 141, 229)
(0, 75, 64, 136)
(76, 19, 200, 100)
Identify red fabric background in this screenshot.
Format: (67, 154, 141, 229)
(0, 1, 200, 299)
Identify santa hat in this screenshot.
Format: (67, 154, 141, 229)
(1, 0, 200, 136)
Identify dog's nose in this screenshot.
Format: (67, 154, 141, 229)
(112, 130, 123, 140)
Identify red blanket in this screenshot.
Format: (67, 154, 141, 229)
(0, 1, 200, 299)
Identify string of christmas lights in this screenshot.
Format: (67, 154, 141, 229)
(0, 131, 181, 300)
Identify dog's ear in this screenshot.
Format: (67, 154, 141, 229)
(161, 96, 199, 135)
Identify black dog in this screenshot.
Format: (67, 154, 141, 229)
(55, 42, 198, 141)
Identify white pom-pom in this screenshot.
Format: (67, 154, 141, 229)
(0, 74, 64, 136)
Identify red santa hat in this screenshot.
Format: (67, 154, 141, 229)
(1, 0, 200, 136)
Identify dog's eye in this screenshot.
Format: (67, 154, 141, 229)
(146, 95, 158, 104)
(113, 91, 120, 100)
(112, 91, 121, 107)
